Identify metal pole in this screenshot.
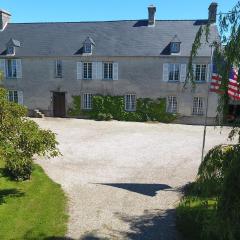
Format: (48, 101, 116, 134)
(201, 45, 214, 162)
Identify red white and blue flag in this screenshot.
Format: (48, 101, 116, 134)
(210, 65, 240, 100)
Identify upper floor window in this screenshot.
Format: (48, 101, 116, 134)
(8, 90, 18, 103)
(7, 46, 15, 55)
(194, 64, 207, 82)
(83, 62, 92, 79)
(104, 62, 113, 80)
(125, 94, 136, 112)
(82, 93, 93, 110)
(170, 42, 180, 54)
(55, 60, 62, 78)
(192, 97, 204, 115)
(7, 59, 17, 78)
(84, 43, 92, 54)
(167, 96, 177, 113)
(169, 63, 180, 82)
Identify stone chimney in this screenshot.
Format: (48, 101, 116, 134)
(0, 9, 11, 31)
(148, 5, 156, 27)
(208, 2, 218, 24)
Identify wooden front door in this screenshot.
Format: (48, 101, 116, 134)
(53, 92, 66, 117)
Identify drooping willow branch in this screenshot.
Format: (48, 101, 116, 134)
(187, 1, 240, 141)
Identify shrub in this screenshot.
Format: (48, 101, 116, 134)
(0, 88, 60, 180)
(68, 95, 177, 123)
(197, 144, 240, 196)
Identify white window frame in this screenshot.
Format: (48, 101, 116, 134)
(167, 96, 178, 113)
(125, 94, 136, 112)
(82, 93, 93, 110)
(6, 59, 17, 78)
(171, 42, 180, 54)
(194, 64, 207, 82)
(8, 90, 18, 103)
(168, 63, 180, 82)
(192, 97, 204, 116)
(103, 62, 113, 80)
(84, 43, 92, 54)
(55, 60, 63, 78)
(83, 62, 92, 80)
(7, 46, 15, 56)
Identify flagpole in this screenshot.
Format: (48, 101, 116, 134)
(201, 44, 214, 162)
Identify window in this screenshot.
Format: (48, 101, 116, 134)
(83, 62, 92, 79)
(104, 62, 113, 79)
(7, 46, 15, 55)
(168, 64, 180, 81)
(7, 59, 17, 78)
(171, 42, 180, 54)
(192, 97, 204, 115)
(55, 60, 62, 78)
(125, 94, 136, 112)
(167, 96, 177, 113)
(82, 93, 93, 110)
(8, 90, 18, 103)
(195, 64, 207, 82)
(84, 43, 92, 54)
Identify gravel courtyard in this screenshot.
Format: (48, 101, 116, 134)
(35, 118, 231, 240)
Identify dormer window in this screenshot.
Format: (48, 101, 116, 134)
(84, 43, 92, 54)
(171, 42, 180, 54)
(170, 35, 181, 54)
(82, 37, 95, 55)
(6, 38, 20, 56)
(7, 46, 15, 55)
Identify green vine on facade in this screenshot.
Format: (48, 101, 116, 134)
(68, 95, 176, 123)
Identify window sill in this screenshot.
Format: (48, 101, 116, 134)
(168, 80, 180, 83)
(6, 77, 18, 79)
(102, 78, 113, 81)
(125, 110, 136, 112)
(195, 81, 207, 84)
(55, 76, 63, 79)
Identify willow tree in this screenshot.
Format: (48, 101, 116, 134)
(188, 1, 240, 142)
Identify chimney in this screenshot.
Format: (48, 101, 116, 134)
(208, 2, 218, 24)
(148, 5, 156, 27)
(0, 9, 11, 31)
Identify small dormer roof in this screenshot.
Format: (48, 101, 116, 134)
(83, 36, 96, 46)
(7, 38, 21, 47)
(170, 35, 181, 43)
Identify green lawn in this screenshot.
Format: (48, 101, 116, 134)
(0, 159, 68, 240)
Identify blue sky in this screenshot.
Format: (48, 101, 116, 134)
(0, 0, 237, 23)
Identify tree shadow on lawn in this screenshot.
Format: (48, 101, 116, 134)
(0, 188, 25, 205)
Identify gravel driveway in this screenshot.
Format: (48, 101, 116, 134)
(35, 118, 231, 240)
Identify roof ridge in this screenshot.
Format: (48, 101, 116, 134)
(8, 19, 208, 25)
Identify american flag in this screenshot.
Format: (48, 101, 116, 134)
(228, 68, 240, 100)
(210, 65, 240, 100)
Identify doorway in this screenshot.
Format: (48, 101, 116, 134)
(53, 92, 66, 117)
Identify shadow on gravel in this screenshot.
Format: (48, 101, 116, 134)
(114, 209, 182, 240)
(96, 183, 172, 197)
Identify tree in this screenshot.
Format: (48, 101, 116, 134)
(0, 88, 60, 180)
(188, 1, 240, 142)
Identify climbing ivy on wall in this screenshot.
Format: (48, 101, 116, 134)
(68, 95, 176, 123)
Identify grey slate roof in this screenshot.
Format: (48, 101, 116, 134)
(0, 19, 218, 57)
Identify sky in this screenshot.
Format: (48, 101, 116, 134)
(0, 0, 238, 23)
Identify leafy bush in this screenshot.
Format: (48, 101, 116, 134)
(68, 95, 177, 123)
(177, 144, 240, 240)
(0, 88, 60, 180)
(197, 144, 240, 196)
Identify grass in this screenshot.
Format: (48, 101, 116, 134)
(0, 159, 68, 240)
(176, 184, 218, 240)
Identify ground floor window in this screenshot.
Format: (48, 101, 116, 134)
(192, 97, 204, 115)
(167, 96, 177, 113)
(8, 90, 18, 103)
(82, 93, 93, 110)
(125, 94, 136, 112)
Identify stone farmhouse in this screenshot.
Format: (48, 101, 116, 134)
(0, 3, 220, 124)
